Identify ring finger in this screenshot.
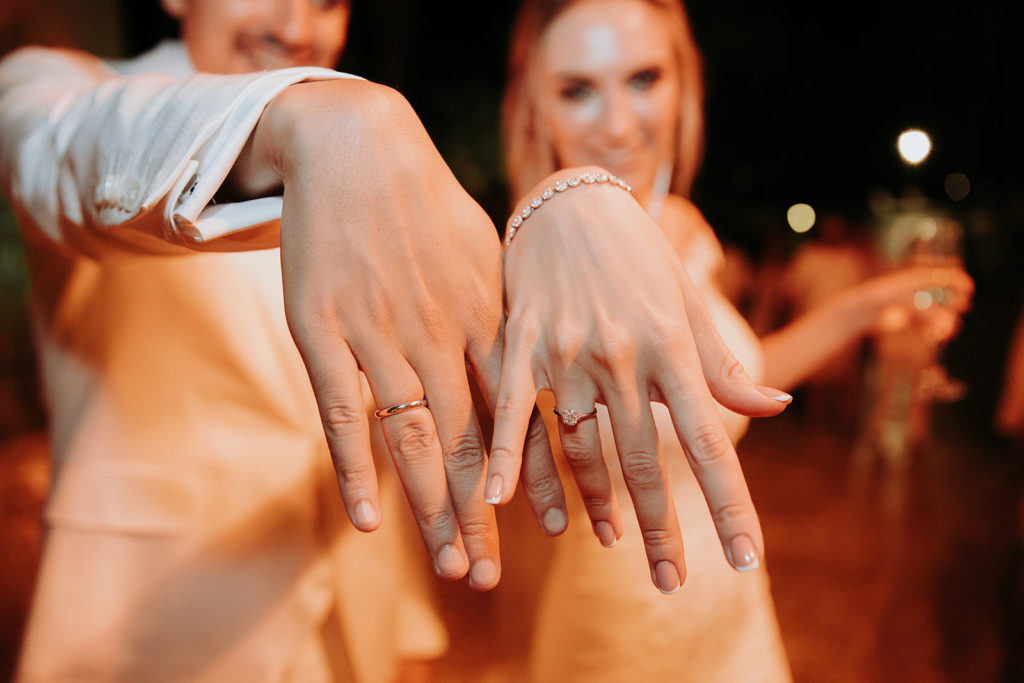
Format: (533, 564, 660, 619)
(364, 359, 469, 581)
(546, 378, 621, 548)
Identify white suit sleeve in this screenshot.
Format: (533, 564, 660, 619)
(0, 46, 353, 255)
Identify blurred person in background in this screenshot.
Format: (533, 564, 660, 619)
(995, 302, 1024, 440)
(773, 212, 875, 429)
(495, 0, 974, 679)
(0, 0, 794, 679)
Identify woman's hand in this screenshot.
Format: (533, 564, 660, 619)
(488, 167, 791, 593)
(859, 264, 974, 341)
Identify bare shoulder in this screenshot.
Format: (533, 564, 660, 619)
(659, 195, 721, 249)
(657, 195, 725, 284)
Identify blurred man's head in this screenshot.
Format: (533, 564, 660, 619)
(160, 0, 351, 73)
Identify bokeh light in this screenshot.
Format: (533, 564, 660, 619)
(944, 172, 971, 201)
(913, 289, 934, 310)
(787, 203, 816, 233)
(898, 129, 932, 164)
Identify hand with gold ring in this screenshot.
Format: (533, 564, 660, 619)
(489, 166, 793, 593)
(552, 406, 598, 426)
(374, 398, 429, 419)
(253, 79, 555, 591)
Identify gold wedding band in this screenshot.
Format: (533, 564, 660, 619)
(553, 406, 598, 427)
(375, 398, 429, 419)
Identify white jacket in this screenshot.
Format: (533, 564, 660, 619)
(0, 41, 444, 682)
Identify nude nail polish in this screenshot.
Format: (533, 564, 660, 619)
(653, 560, 680, 594)
(484, 474, 503, 504)
(469, 558, 499, 590)
(353, 500, 379, 528)
(594, 520, 617, 547)
(543, 507, 568, 534)
(730, 533, 761, 572)
(436, 544, 466, 577)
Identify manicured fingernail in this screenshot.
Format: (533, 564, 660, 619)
(469, 558, 499, 590)
(542, 507, 567, 535)
(485, 474, 503, 504)
(758, 386, 792, 403)
(653, 560, 681, 594)
(353, 500, 379, 529)
(730, 534, 761, 572)
(594, 520, 617, 548)
(436, 544, 467, 578)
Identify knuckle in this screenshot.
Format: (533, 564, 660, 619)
(552, 329, 585, 364)
(320, 399, 366, 438)
(391, 421, 436, 462)
(455, 516, 493, 542)
(646, 311, 684, 348)
(686, 424, 734, 466)
(332, 460, 375, 488)
(521, 468, 562, 503)
(442, 432, 486, 473)
(619, 450, 664, 487)
(417, 506, 456, 538)
(716, 351, 749, 383)
(640, 525, 677, 549)
(580, 494, 614, 514)
(487, 444, 520, 465)
(591, 327, 636, 366)
(492, 393, 520, 419)
(712, 502, 751, 528)
(560, 436, 599, 469)
(506, 314, 542, 350)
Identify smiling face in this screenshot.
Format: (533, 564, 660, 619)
(161, 0, 350, 73)
(534, 0, 681, 208)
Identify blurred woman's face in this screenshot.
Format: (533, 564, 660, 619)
(161, 0, 350, 73)
(535, 0, 680, 208)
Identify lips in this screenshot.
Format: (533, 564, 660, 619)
(240, 36, 311, 71)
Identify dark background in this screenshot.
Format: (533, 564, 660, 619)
(10, 0, 1024, 435)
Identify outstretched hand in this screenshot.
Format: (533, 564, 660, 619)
(487, 167, 791, 593)
(252, 79, 514, 590)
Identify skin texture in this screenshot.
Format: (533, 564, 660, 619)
(167, 0, 792, 592)
(489, 168, 791, 590)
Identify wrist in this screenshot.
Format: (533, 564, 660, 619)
(504, 166, 632, 248)
(260, 79, 413, 185)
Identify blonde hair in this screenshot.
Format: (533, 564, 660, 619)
(502, 0, 705, 203)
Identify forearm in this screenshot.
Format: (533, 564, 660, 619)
(760, 289, 873, 391)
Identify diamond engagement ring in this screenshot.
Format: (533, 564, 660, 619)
(375, 398, 429, 419)
(553, 406, 598, 427)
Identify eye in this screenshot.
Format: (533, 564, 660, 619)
(629, 67, 663, 91)
(558, 80, 593, 101)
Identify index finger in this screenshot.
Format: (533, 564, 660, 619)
(471, 323, 568, 536)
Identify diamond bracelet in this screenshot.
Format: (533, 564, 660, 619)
(503, 171, 632, 248)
